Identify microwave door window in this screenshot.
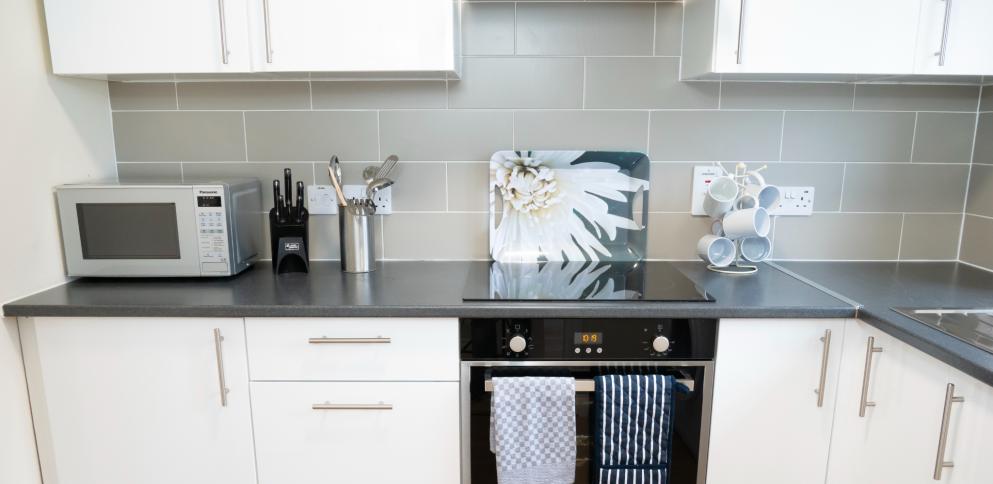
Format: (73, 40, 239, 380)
(76, 203, 181, 259)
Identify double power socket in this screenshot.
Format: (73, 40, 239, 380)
(690, 165, 814, 216)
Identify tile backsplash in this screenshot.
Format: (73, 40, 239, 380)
(110, 1, 985, 262)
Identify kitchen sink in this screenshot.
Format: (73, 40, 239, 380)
(892, 308, 993, 355)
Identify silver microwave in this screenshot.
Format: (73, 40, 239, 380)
(55, 178, 262, 277)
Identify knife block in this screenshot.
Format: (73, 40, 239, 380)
(269, 208, 310, 274)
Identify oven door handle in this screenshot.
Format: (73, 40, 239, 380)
(483, 378, 695, 393)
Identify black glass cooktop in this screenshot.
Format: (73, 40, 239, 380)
(462, 261, 714, 302)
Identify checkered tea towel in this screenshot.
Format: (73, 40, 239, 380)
(489, 377, 577, 484)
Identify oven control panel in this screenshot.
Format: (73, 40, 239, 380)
(461, 318, 716, 361)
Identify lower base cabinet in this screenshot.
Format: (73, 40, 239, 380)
(251, 381, 461, 484)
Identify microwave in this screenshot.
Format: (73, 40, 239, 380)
(55, 178, 262, 277)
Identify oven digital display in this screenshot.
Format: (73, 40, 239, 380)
(574, 332, 603, 345)
(197, 196, 222, 207)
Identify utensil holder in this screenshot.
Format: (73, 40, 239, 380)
(270, 209, 309, 274)
(338, 206, 376, 273)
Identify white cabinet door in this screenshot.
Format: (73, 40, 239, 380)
(715, 0, 921, 74)
(707, 319, 846, 484)
(252, 381, 461, 484)
(19, 318, 257, 484)
(915, 0, 993, 75)
(247, 0, 458, 74)
(942, 368, 993, 483)
(43, 0, 251, 75)
(826, 320, 950, 484)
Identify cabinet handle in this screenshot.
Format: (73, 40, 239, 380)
(933, 383, 964, 480)
(213, 328, 230, 407)
(263, 0, 273, 63)
(217, 0, 230, 64)
(815, 329, 832, 407)
(308, 337, 391, 344)
(735, 0, 746, 64)
(312, 403, 393, 411)
(935, 0, 953, 66)
(858, 336, 883, 417)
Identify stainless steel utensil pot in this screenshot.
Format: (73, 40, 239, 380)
(338, 205, 376, 273)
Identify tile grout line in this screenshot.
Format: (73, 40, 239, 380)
(896, 213, 906, 260)
(908, 112, 919, 163)
(837, 163, 848, 211)
(513, 2, 518, 55)
(851, 84, 857, 111)
(582, 57, 587, 109)
(957, 85, 984, 260)
(173, 81, 180, 109)
(376, 110, 382, 162)
(308, 80, 313, 110)
(652, 2, 658, 57)
(241, 112, 249, 162)
(777, 111, 786, 161)
(445, 163, 450, 211)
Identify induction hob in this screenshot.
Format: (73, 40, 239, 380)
(462, 261, 714, 302)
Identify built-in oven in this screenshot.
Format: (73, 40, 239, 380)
(460, 317, 717, 484)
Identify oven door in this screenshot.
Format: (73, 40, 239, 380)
(460, 361, 713, 484)
(57, 187, 201, 276)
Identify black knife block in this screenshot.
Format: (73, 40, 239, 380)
(269, 208, 310, 274)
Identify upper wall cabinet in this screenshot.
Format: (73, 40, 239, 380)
(42, 0, 461, 78)
(683, 0, 992, 79)
(915, 0, 993, 75)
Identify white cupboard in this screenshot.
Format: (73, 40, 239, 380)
(707, 319, 847, 484)
(42, 0, 251, 75)
(19, 317, 257, 484)
(915, 0, 993, 75)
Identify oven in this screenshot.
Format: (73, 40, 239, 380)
(460, 317, 717, 484)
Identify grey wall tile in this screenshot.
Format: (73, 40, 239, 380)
(981, 86, 992, 112)
(974, 114, 993, 164)
(182, 162, 314, 208)
(655, 2, 683, 56)
(245, 111, 378, 161)
(447, 163, 490, 212)
(311, 81, 446, 109)
(113, 112, 246, 162)
(384, 163, 448, 211)
(854, 84, 981, 112)
(585, 58, 719, 109)
(899, 214, 962, 260)
(649, 111, 782, 161)
(720, 82, 854, 110)
(516, 3, 654, 56)
(116, 163, 182, 182)
(515, 111, 649, 152)
(177, 82, 310, 110)
(646, 214, 714, 259)
(763, 162, 845, 211)
(462, 3, 515, 55)
(649, 163, 694, 212)
(913, 113, 977, 163)
(380, 110, 513, 161)
(782, 111, 915, 162)
(108, 82, 176, 110)
(967, 164, 993, 218)
(773, 214, 903, 260)
(383, 213, 488, 259)
(961, 215, 993, 270)
(841, 164, 969, 213)
(449, 57, 583, 109)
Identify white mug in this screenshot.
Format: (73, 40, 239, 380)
(703, 176, 739, 219)
(723, 207, 771, 239)
(735, 194, 758, 210)
(745, 183, 782, 211)
(711, 219, 724, 236)
(697, 234, 736, 267)
(740, 236, 772, 263)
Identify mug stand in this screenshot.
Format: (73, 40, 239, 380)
(707, 240, 759, 275)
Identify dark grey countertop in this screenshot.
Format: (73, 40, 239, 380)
(2, 261, 854, 319)
(776, 262, 993, 387)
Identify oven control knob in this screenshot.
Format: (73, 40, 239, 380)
(652, 336, 671, 353)
(508, 335, 528, 353)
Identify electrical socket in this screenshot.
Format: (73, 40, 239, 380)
(342, 184, 392, 214)
(691, 165, 724, 216)
(772, 186, 815, 216)
(307, 185, 338, 215)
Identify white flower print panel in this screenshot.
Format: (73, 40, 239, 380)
(490, 151, 650, 263)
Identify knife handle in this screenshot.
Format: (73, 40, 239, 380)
(284, 169, 293, 211)
(272, 180, 281, 220)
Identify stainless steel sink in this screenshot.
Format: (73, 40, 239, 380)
(892, 308, 993, 355)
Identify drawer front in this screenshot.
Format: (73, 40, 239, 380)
(246, 318, 458, 381)
(252, 381, 460, 484)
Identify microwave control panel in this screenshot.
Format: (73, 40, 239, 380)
(195, 187, 230, 274)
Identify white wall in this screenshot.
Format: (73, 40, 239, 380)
(0, 0, 117, 482)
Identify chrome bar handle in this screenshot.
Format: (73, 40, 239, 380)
(308, 337, 391, 344)
(815, 329, 832, 407)
(935, 0, 953, 66)
(263, 0, 273, 63)
(213, 328, 230, 407)
(217, 0, 230, 64)
(933, 383, 964, 480)
(312, 403, 393, 411)
(859, 336, 883, 417)
(735, 0, 746, 64)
